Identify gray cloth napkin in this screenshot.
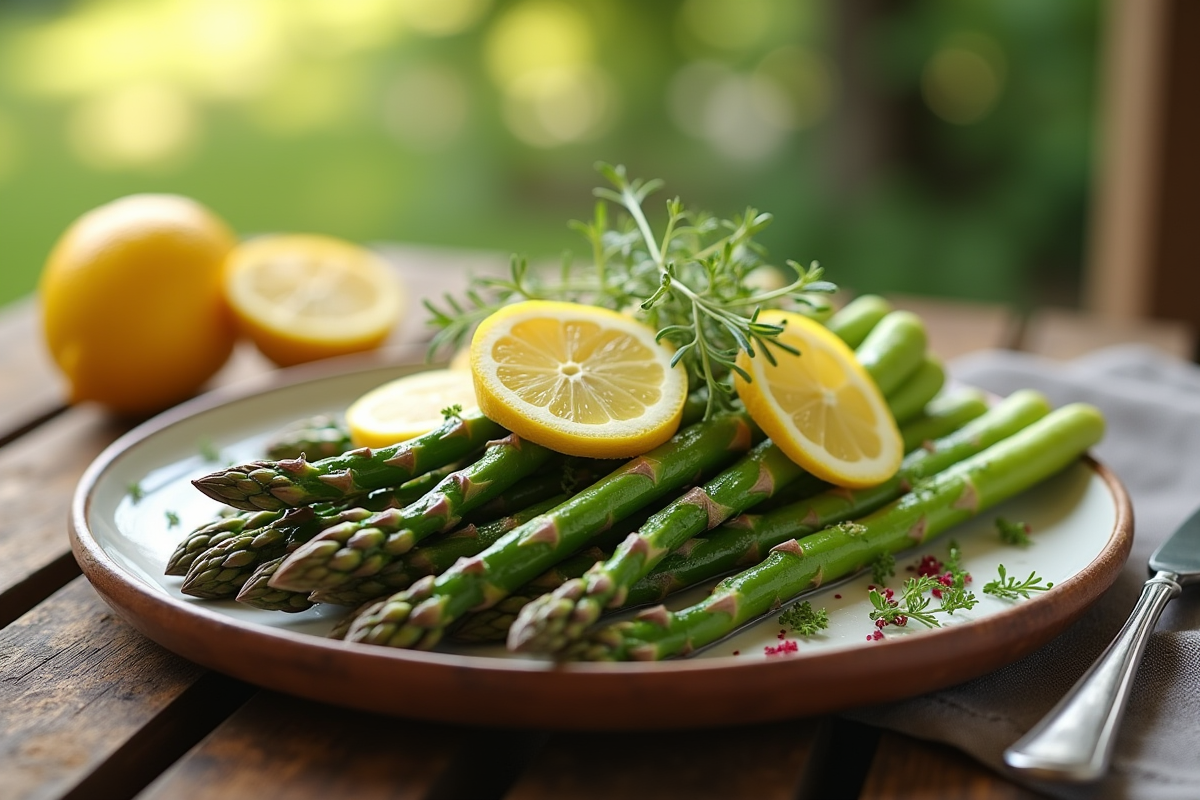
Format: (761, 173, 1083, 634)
(847, 344, 1200, 800)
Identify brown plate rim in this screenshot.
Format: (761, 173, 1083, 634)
(70, 352, 1135, 730)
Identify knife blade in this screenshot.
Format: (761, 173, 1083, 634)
(1003, 504, 1200, 782)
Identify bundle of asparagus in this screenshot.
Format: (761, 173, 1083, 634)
(173, 291, 1104, 662)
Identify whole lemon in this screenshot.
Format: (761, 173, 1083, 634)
(40, 194, 239, 415)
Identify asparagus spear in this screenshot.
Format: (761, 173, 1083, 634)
(236, 556, 314, 612)
(855, 311, 928, 396)
(623, 389, 1050, 608)
(507, 386, 1022, 653)
(166, 509, 286, 576)
(899, 389, 989, 453)
(342, 410, 758, 650)
(570, 402, 1103, 661)
(507, 437, 819, 652)
(264, 414, 354, 461)
(192, 409, 506, 511)
(308, 495, 567, 606)
(823, 295, 892, 349)
(451, 546, 613, 643)
(886, 356, 945, 425)
(451, 389, 994, 641)
(268, 433, 556, 592)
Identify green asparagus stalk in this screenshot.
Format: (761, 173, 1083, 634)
(268, 433, 555, 592)
(623, 389, 1051, 608)
(236, 556, 314, 612)
(453, 388, 995, 639)
(308, 495, 567, 606)
(264, 414, 354, 461)
(192, 409, 506, 511)
(571, 402, 1104, 661)
(899, 389, 989, 453)
(886, 356, 945, 425)
(166, 509, 286, 576)
(451, 546, 613, 643)
(508, 436, 819, 652)
(823, 295, 892, 349)
(855, 311, 928, 396)
(342, 410, 759, 650)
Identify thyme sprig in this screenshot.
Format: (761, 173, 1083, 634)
(424, 163, 836, 417)
(983, 564, 1054, 600)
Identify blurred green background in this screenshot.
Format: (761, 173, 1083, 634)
(0, 0, 1099, 310)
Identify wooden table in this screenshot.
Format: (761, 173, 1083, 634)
(2, 249, 1194, 800)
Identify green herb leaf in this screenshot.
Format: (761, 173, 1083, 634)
(996, 517, 1033, 547)
(778, 601, 829, 636)
(871, 552, 895, 586)
(983, 564, 1054, 600)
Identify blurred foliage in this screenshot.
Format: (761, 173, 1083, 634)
(0, 0, 1098, 310)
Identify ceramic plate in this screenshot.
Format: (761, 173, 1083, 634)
(71, 355, 1133, 730)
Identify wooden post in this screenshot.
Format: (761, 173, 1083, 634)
(1086, 0, 1200, 333)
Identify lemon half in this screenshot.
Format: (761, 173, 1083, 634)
(224, 234, 405, 367)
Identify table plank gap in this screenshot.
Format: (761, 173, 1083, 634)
(0, 552, 81, 630)
(61, 672, 255, 800)
(139, 692, 473, 800)
(423, 728, 549, 800)
(858, 732, 1045, 800)
(0, 578, 223, 800)
(502, 719, 824, 800)
(801, 716, 880, 800)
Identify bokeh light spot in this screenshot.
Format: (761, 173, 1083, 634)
(400, 0, 490, 37)
(67, 83, 198, 170)
(502, 65, 614, 148)
(384, 64, 470, 150)
(484, 1, 593, 88)
(922, 33, 1006, 125)
(679, 0, 773, 52)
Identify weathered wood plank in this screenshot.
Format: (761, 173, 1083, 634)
(859, 732, 1041, 800)
(504, 720, 824, 800)
(886, 294, 1018, 361)
(0, 578, 252, 800)
(1020, 307, 1195, 361)
(0, 408, 124, 627)
(139, 693, 473, 800)
(0, 299, 68, 444)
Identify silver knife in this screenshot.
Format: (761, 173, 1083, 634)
(1003, 503, 1200, 781)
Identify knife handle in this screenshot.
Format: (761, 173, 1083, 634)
(1003, 571, 1181, 782)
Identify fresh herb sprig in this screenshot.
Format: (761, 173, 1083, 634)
(996, 517, 1033, 547)
(778, 601, 829, 636)
(424, 163, 836, 417)
(870, 575, 978, 629)
(983, 564, 1054, 600)
(871, 552, 895, 586)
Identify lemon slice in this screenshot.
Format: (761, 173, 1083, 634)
(224, 234, 405, 367)
(469, 300, 688, 458)
(735, 310, 902, 487)
(346, 369, 478, 447)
